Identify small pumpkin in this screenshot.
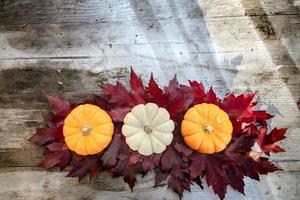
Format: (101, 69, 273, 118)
(63, 104, 114, 155)
(122, 103, 175, 156)
(181, 103, 233, 154)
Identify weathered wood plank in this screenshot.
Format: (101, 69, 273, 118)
(0, 0, 298, 25)
(0, 169, 298, 200)
(0, 15, 299, 68)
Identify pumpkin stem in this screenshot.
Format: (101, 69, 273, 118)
(82, 124, 92, 136)
(203, 123, 213, 134)
(144, 125, 153, 134)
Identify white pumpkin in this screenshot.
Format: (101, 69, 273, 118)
(122, 103, 175, 156)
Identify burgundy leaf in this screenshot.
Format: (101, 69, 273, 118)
(154, 170, 169, 186)
(29, 126, 64, 145)
(100, 82, 134, 107)
(67, 155, 100, 181)
(45, 95, 71, 117)
(174, 143, 193, 157)
(189, 154, 228, 199)
(124, 165, 137, 191)
(204, 87, 219, 105)
(40, 142, 71, 170)
(221, 93, 255, 119)
(224, 164, 245, 194)
(161, 147, 181, 171)
(101, 134, 122, 167)
(130, 67, 145, 96)
(189, 80, 205, 103)
(258, 127, 287, 154)
(109, 107, 131, 122)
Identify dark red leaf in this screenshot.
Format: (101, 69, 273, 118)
(221, 93, 255, 119)
(174, 143, 193, 157)
(189, 154, 228, 199)
(165, 75, 179, 98)
(100, 82, 134, 107)
(161, 147, 181, 171)
(225, 134, 256, 161)
(29, 126, 64, 145)
(124, 165, 137, 191)
(148, 73, 163, 96)
(45, 95, 71, 117)
(101, 134, 122, 167)
(130, 67, 145, 96)
(167, 96, 185, 118)
(109, 107, 131, 122)
(67, 155, 100, 181)
(168, 166, 191, 198)
(154, 170, 169, 186)
(224, 164, 245, 194)
(256, 157, 280, 174)
(189, 80, 205, 103)
(92, 95, 112, 110)
(204, 87, 219, 105)
(40, 143, 71, 170)
(258, 127, 287, 154)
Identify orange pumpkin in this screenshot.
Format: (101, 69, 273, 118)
(181, 103, 233, 154)
(63, 104, 114, 155)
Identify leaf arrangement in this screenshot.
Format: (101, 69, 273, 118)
(29, 68, 287, 199)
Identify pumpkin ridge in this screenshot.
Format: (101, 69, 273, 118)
(147, 106, 159, 124)
(138, 135, 153, 156)
(150, 131, 166, 146)
(150, 134, 166, 153)
(132, 104, 148, 125)
(65, 135, 81, 151)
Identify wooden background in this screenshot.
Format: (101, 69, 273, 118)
(0, 0, 299, 199)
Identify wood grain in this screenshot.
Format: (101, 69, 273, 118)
(0, 0, 299, 199)
(0, 0, 298, 25)
(0, 169, 298, 200)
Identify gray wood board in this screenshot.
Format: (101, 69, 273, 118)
(0, 169, 298, 200)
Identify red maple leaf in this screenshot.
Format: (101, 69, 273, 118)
(130, 67, 145, 97)
(40, 142, 71, 170)
(45, 95, 71, 117)
(100, 82, 134, 107)
(161, 146, 182, 171)
(221, 93, 255, 119)
(189, 80, 205, 103)
(225, 134, 256, 161)
(189, 154, 228, 199)
(29, 126, 64, 145)
(224, 164, 245, 194)
(101, 133, 123, 168)
(67, 155, 101, 181)
(258, 127, 287, 154)
(203, 87, 219, 105)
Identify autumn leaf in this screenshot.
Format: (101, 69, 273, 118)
(189, 80, 205, 103)
(204, 87, 219, 105)
(258, 127, 287, 154)
(29, 126, 64, 145)
(40, 142, 71, 170)
(101, 134, 122, 168)
(224, 164, 245, 194)
(221, 93, 255, 119)
(161, 146, 182, 171)
(67, 155, 100, 181)
(130, 67, 145, 96)
(100, 82, 134, 107)
(109, 107, 132, 122)
(45, 95, 71, 117)
(189, 154, 228, 199)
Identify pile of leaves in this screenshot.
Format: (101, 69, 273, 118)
(29, 68, 287, 199)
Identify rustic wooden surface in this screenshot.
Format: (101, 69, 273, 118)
(0, 0, 299, 199)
